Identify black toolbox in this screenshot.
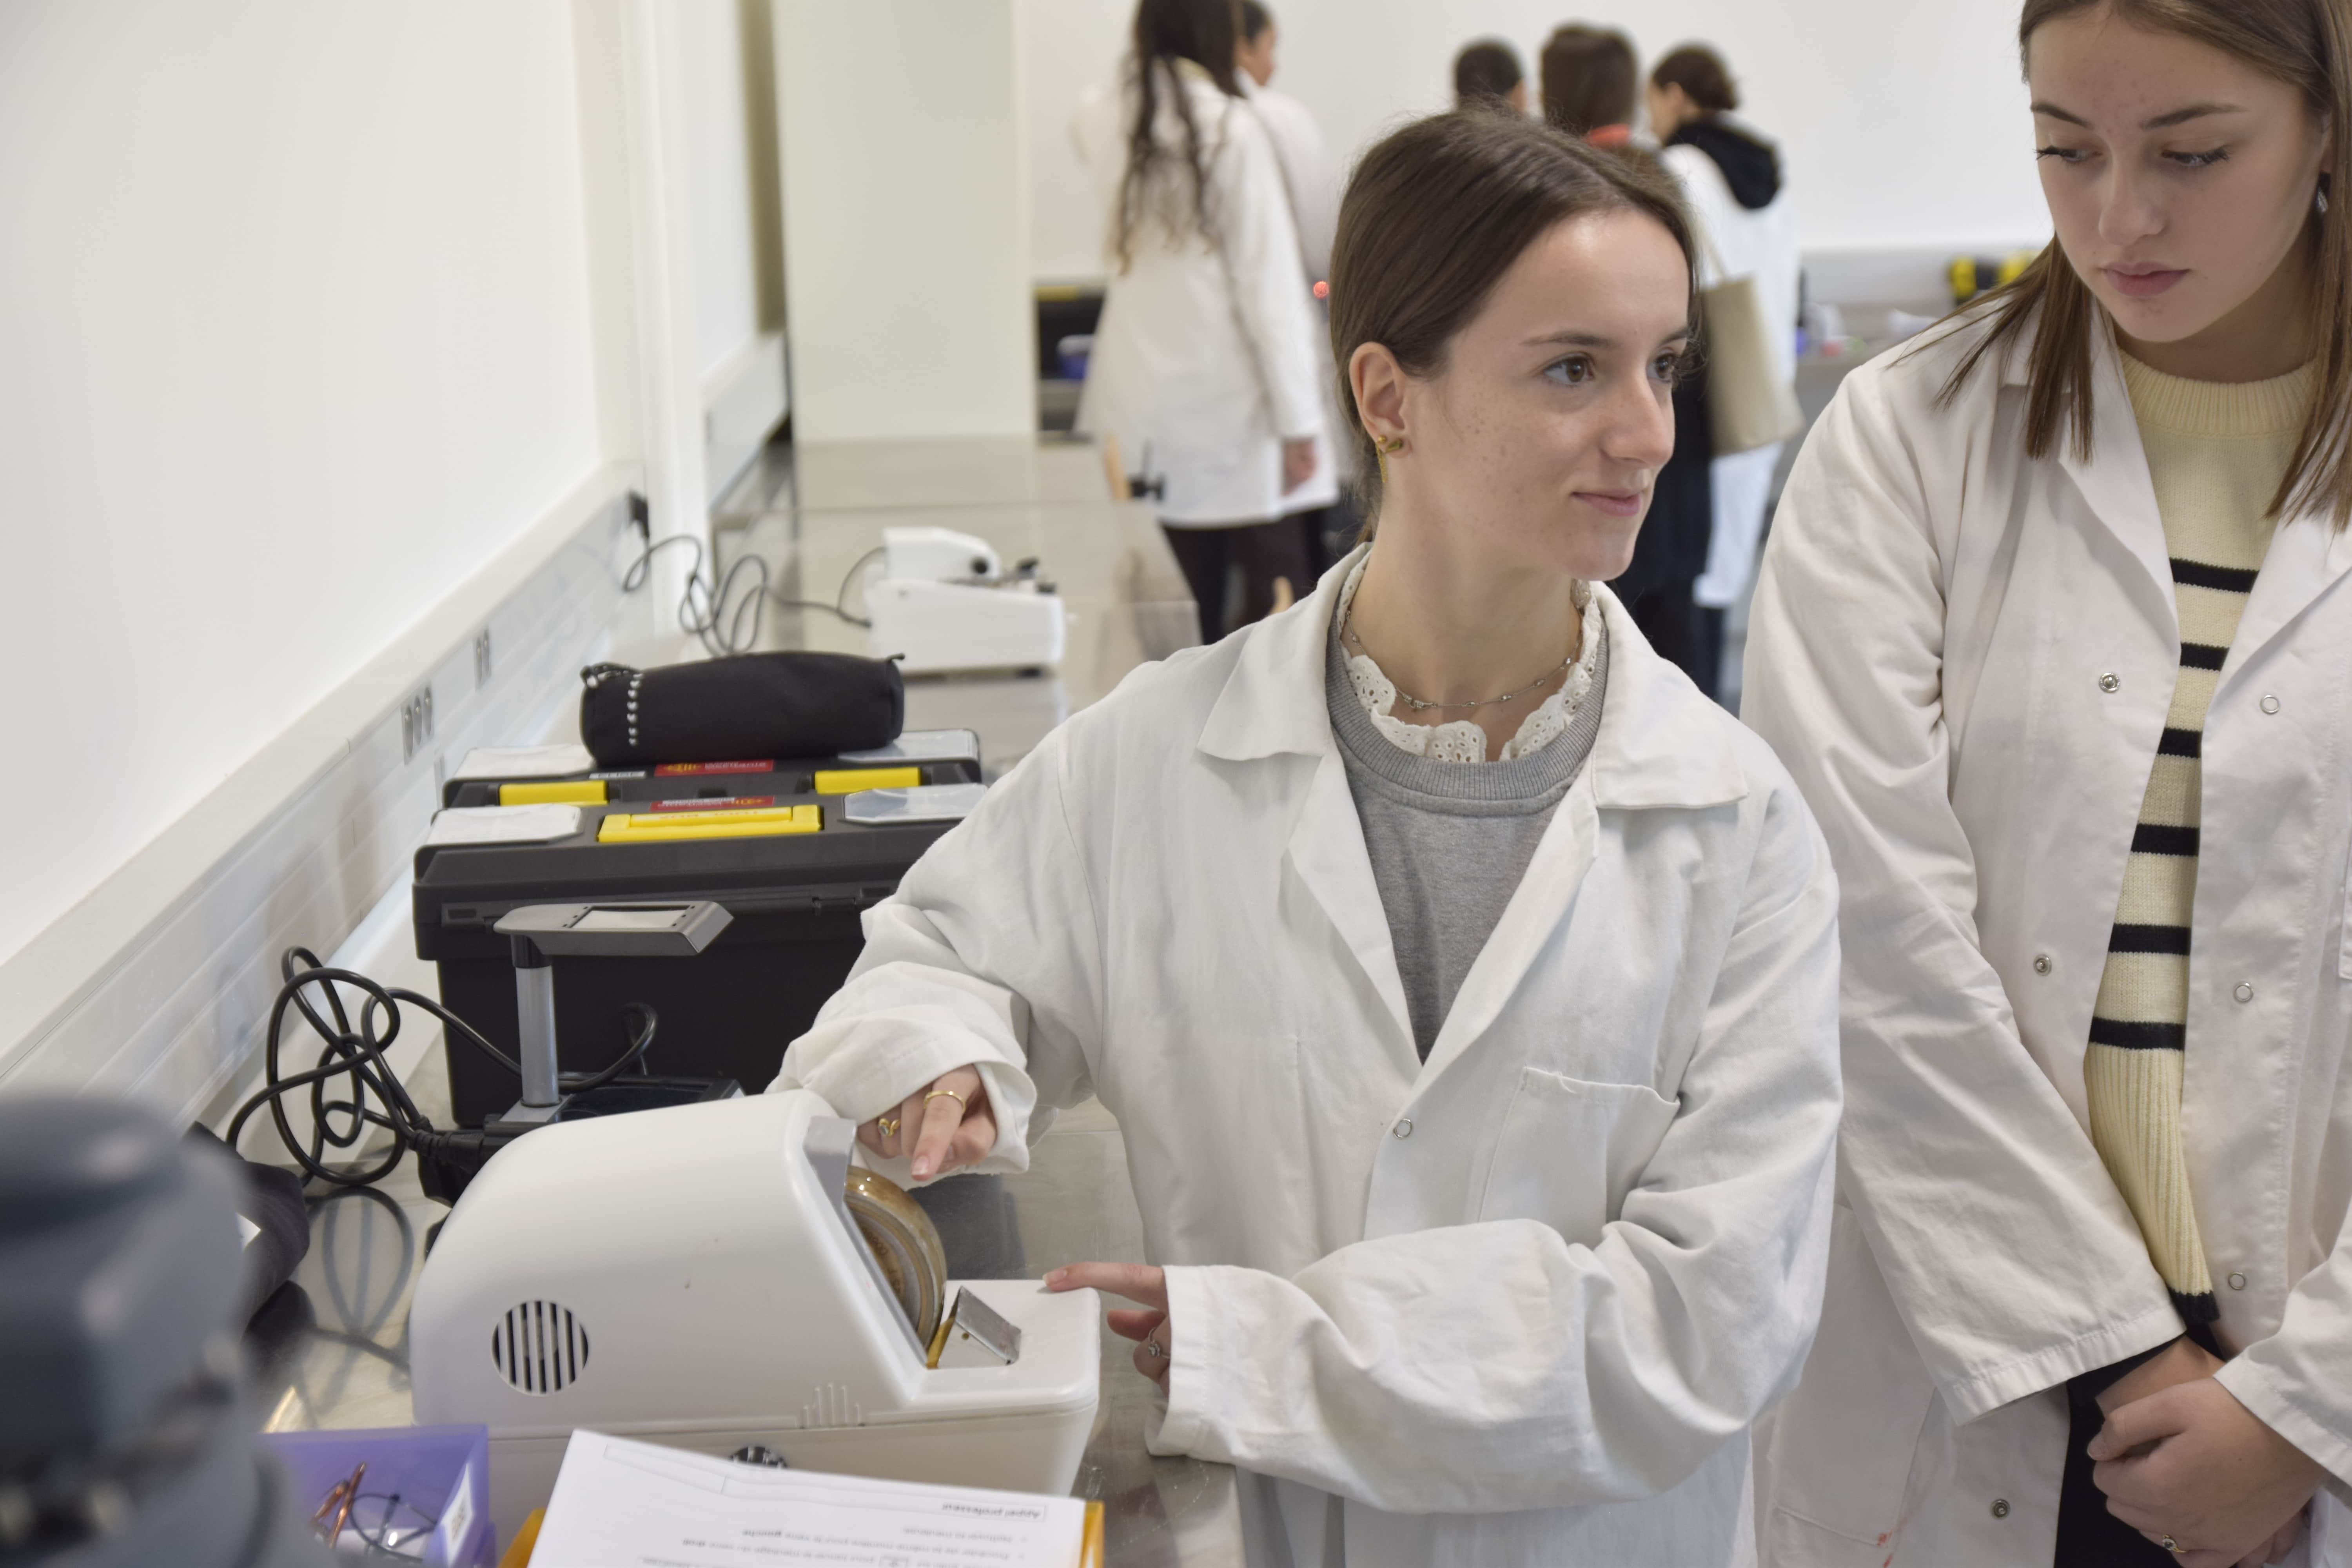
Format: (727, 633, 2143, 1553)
(415, 732, 983, 1125)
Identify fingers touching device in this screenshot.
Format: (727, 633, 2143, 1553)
(863, 527, 1068, 675)
(408, 1091, 1100, 1537)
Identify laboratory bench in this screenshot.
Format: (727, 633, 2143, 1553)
(718, 434, 1198, 779)
(252, 435, 1239, 1563)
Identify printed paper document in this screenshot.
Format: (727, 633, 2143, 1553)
(528, 1430, 1089, 1566)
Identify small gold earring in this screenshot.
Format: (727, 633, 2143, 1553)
(1374, 434, 1405, 486)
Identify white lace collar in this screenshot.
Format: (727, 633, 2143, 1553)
(1333, 555, 1603, 764)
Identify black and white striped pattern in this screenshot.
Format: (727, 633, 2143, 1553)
(2084, 353, 2304, 1332)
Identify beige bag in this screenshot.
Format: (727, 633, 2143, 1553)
(1697, 232, 1804, 456)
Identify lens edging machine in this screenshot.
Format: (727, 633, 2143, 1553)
(408, 1086, 1100, 1539)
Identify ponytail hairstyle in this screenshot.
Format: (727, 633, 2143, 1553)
(1328, 108, 1699, 528)
(1115, 0, 1241, 270)
(1940, 0, 2352, 524)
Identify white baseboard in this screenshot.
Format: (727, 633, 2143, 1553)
(702, 331, 790, 504)
(0, 464, 658, 1131)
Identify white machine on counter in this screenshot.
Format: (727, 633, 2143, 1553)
(863, 526, 1068, 675)
(410, 1090, 1100, 1535)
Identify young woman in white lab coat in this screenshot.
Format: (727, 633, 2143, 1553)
(1234, 0, 1354, 578)
(1646, 46, 1801, 662)
(1071, 0, 1336, 639)
(1744, 2, 2352, 1564)
(776, 110, 1843, 1567)
(1234, 1, 1334, 286)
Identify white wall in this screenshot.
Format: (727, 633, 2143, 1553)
(1021, 0, 2051, 283)
(0, 2, 604, 966)
(777, 0, 1035, 442)
(680, 0, 787, 383)
(679, 0, 792, 499)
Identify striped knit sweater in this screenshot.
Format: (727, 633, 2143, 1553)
(2085, 354, 2313, 1330)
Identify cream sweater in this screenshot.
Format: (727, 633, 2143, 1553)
(2085, 351, 2314, 1328)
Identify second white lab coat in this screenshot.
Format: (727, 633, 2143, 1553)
(1743, 307, 2352, 1566)
(1073, 61, 1337, 524)
(778, 550, 1844, 1565)
(1661, 133, 1800, 611)
(1237, 76, 1336, 285)
(1239, 74, 1354, 493)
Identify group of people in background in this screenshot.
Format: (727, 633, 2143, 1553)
(1072, 0, 1797, 703)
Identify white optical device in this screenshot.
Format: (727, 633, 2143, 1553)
(408, 1090, 1100, 1537)
(863, 526, 1067, 675)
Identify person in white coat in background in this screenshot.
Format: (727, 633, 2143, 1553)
(1646, 45, 1799, 680)
(1234, 1, 1334, 285)
(1234, 0, 1354, 577)
(1072, 0, 1337, 642)
(1744, 0, 2352, 1563)
(777, 109, 1842, 1567)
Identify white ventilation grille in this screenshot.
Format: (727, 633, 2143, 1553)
(492, 1301, 588, 1394)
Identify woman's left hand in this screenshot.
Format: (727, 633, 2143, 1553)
(2091, 1377, 2324, 1566)
(1281, 436, 1318, 494)
(1046, 1262, 1171, 1389)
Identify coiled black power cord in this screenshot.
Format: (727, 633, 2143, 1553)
(620, 534, 880, 657)
(226, 947, 655, 1190)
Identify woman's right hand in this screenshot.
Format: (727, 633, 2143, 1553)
(2092, 1339, 2308, 1566)
(858, 1064, 996, 1181)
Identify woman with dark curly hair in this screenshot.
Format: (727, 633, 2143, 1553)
(1071, 0, 1336, 639)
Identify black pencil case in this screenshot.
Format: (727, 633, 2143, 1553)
(580, 652, 904, 767)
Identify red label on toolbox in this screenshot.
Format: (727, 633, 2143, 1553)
(654, 760, 775, 776)
(646, 795, 777, 812)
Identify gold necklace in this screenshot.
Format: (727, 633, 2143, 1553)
(1340, 603, 1579, 713)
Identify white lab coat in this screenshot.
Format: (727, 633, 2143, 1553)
(1742, 307, 2352, 1567)
(1661, 134, 1800, 611)
(1237, 77, 1336, 284)
(777, 550, 1844, 1566)
(1238, 74, 1354, 494)
(1073, 62, 1338, 524)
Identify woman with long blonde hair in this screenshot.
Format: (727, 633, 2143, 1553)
(1746, 1, 2352, 1561)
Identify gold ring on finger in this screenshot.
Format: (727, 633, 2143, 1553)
(2159, 1537, 2180, 1555)
(924, 1088, 967, 1111)
(878, 1115, 900, 1137)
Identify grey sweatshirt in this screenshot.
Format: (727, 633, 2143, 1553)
(1326, 623, 1609, 1059)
